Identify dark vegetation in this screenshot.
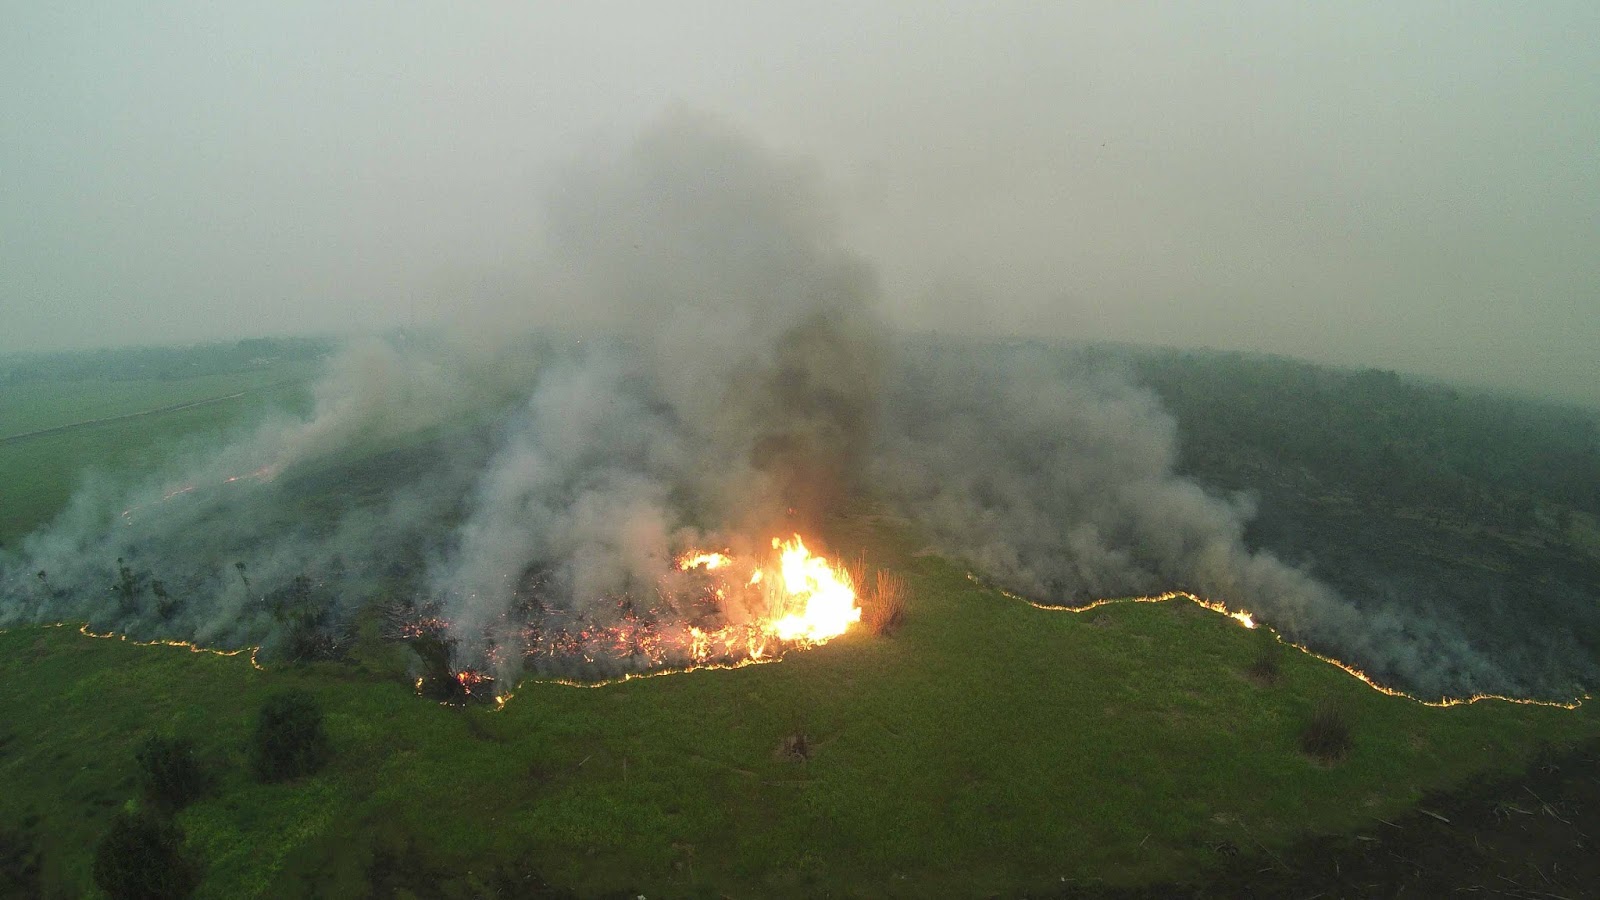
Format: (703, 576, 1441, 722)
(1058, 737, 1600, 899)
(1245, 633, 1283, 687)
(1131, 347, 1600, 698)
(1300, 699, 1354, 763)
(92, 811, 199, 900)
(251, 690, 331, 782)
(0, 827, 41, 898)
(135, 735, 208, 812)
(1134, 350, 1600, 521)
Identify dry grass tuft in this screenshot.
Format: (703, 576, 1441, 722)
(779, 732, 811, 763)
(1300, 698, 1353, 763)
(863, 569, 908, 637)
(1246, 644, 1282, 686)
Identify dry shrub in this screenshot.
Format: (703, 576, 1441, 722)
(780, 732, 811, 762)
(864, 569, 908, 637)
(1246, 644, 1282, 686)
(1300, 698, 1353, 763)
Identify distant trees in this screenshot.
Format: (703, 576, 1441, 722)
(1133, 350, 1600, 526)
(251, 689, 330, 782)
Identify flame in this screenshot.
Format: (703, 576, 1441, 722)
(677, 551, 733, 571)
(972, 574, 1586, 710)
(766, 536, 862, 642)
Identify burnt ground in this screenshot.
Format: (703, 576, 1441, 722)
(1050, 738, 1600, 899)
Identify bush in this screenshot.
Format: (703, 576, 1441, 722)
(0, 828, 40, 898)
(92, 811, 198, 900)
(135, 735, 207, 811)
(863, 570, 908, 637)
(1300, 699, 1353, 762)
(251, 690, 330, 782)
(1246, 637, 1282, 686)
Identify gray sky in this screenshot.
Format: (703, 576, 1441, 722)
(3, 2, 1597, 403)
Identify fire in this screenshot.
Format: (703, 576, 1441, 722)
(678, 551, 733, 571)
(767, 536, 862, 643)
(972, 574, 1586, 710)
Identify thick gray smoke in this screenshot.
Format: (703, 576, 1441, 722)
(875, 342, 1548, 699)
(1, 113, 887, 681)
(0, 113, 1580, 699)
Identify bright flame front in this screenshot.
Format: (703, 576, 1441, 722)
(766, 536, 862, 642)
(673, 534, 862, 657)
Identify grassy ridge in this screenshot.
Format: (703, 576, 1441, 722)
(2, 520, 1594, 897)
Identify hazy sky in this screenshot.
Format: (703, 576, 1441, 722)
(3, 3, 1597, 403)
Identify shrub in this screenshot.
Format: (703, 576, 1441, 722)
(1246, 648, 1281, 685)
(1300, 698, 1353, 762)
(863, 570, 908, 637)
(135, 735, 207, 811)
(0, 828, 40, 898)
(92, 811, 198, 900)
(251, 689, 330, 782)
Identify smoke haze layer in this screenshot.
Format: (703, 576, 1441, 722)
(2, 115, 1592, 700)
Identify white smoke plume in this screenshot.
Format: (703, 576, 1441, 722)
(0, 113, 1587, 699)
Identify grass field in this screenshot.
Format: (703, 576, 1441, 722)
(2, 365, 1597, 897)
(0, 365, 315, 547)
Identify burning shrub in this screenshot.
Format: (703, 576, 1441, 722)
(864, 569, 908, 636)
(251, 689, 330, 782)
(135, 735, 207, 812)
(92, 811, 199, 900)
(1300, 698, 1354, 763)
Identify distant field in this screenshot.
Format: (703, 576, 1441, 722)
(0, 367, 314, 441)
(0, 363, 316, 546)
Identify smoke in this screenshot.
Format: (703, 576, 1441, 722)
(0, 112, 1588, 699)
(2, 112, 887, 681)
(874, 341, 1566, 699)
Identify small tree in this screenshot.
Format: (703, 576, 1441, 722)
(151, 580, 179, 620)
(111, 558, 148, 615)
(251, 690, 330, 782)
(92, 811, 198, 900)
(135, 735, 207, 812)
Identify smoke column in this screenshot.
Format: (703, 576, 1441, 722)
(1, 113, 1589, 699)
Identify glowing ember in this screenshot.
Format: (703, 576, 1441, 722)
(677, 551, 733, 571)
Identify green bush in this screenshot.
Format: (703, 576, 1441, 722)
(92, 811, 198, 900)
(135, 735, 207, 811)
(251, 689, 330, 782)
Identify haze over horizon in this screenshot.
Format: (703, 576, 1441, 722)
(3, 3, 1597, 404)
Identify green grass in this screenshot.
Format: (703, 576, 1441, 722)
(0, 369, 313, 546)
(2, 520, 1594, 897)
(2, 365, 1597, 897)
(0, 366, 316, 440)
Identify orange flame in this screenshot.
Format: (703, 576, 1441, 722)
(972, 574, 1586, 710)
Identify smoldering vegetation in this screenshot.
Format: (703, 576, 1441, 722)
(2, 114, 887, 683)
(877, 339, 1599, 699)
(2, 114, 1595, 700)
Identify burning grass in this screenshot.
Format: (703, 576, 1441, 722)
(3, 528, 1599, 898)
